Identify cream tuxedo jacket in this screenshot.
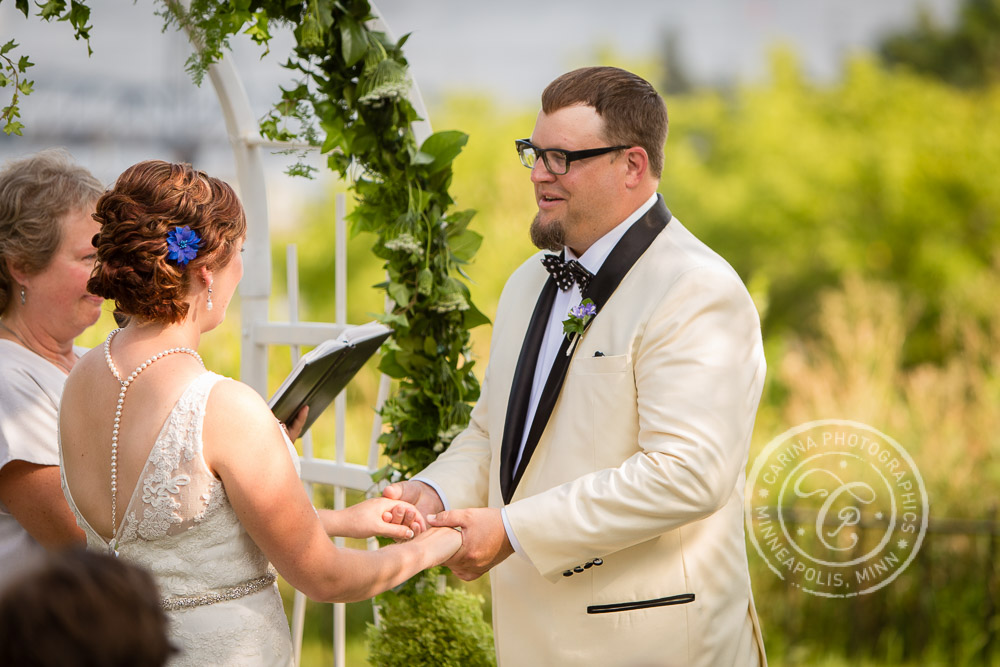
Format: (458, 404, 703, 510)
(420, 202, 767, 666)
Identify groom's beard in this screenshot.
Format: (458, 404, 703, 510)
(530, 213, 564, 251)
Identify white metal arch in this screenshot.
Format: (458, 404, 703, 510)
(203, 5, 433, 666)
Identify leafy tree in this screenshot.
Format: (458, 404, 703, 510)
(879, 0, 1000, 88)
(660, 50, 1000, 366)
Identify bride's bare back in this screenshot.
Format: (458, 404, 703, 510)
(60, 337, 208, 541)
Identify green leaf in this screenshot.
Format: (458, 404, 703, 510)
(418, 130, 469, 174)
(319, 117, 344, 154)
(375, 311, 409, 330)
(463, 302, 491, 330)
(14, 1, 29, 17)
(409, 149, 435, 166)
(316, 0, 334, 29)
(37, 0, 64, 20)
(17, 55, 33, 73)
(339, 16, 367, 66)
(67, 0, 90, 31)
(387, 281, 411, 306)
(423, 336, 437, 357)
(243, 11, 272, 47)
(3, 120, 24, 136)
(0, 40, 17, 56)
(377, 353, 409, 379)
(449, 229, 482, 262)
(17, 78, 32, 95)
(445, 209, 476, 234)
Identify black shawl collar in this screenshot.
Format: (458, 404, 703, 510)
(499, 197, 672, 503)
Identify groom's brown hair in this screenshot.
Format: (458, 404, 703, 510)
(541, 66, 669, 177)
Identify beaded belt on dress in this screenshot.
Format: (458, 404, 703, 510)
(160, 572, 277, 612)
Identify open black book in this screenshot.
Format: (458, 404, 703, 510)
(268, 321, 392, 435)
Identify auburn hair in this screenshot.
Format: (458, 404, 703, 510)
(88, 160, 246, 324)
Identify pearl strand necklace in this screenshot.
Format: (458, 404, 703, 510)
(103, 328, 204, 555)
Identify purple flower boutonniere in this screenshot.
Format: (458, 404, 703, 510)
(563, 298, 597, 356)
(166, 225, 202, 267)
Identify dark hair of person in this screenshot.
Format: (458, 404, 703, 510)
(0, 549, 176, 667)
(88, 160, 246, 324)
(0, 148, 103, 314)
(541, 66, 669, 177)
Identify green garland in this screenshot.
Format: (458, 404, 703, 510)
(3, 0, 485, 479)
(163, 0, 488, 480)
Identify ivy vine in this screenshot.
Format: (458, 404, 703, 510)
(4, 0, 487, 480)
(1, 0, 93, 134)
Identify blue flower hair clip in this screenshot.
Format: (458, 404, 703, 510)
(166, 225, 202, 267)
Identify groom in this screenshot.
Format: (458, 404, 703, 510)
(385, 66, 768, 666)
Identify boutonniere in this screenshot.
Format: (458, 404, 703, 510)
(562, 298, 597, 356)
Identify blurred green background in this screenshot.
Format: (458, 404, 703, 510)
(68, 1, 1000, 664)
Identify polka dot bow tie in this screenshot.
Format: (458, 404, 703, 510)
(541, 254, 594, 292)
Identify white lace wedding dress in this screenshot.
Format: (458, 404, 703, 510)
(62, 372, 294, 666)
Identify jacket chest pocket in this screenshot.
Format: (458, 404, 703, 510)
(566, 354, 638, 468)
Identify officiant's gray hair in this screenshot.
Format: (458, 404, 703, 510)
(0, 148, 103, 314)
(541, 66, 668, 177)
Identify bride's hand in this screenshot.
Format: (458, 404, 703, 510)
(410, 526, 463, 566)
(322, 497, 428, 541)
(279, 405, 309, 442)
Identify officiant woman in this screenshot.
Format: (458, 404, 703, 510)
(0, 149, 103, 592)
(59, 159, 461, 665)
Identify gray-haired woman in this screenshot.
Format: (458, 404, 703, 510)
(0, 149, 103, 590)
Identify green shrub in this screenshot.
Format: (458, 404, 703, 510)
(367, 584, 495, 667)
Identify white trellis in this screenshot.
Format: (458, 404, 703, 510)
(202, 6, 433, 666)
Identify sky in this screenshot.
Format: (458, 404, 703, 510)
(0, 0, 960, 213)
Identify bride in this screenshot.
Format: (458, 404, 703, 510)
(59, 160, 461, 666)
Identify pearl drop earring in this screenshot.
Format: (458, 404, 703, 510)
(206, 285, 214, 311)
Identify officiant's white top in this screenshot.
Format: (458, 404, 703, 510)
(62, 372, 295, 666)
(0, 340, 84, 592)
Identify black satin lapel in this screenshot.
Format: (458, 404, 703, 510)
(500, 276, 559, 504)
(509, 198, 672, 497)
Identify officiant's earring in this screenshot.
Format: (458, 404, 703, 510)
(19, 285, 26, 305)
(206, 281, 214, 311)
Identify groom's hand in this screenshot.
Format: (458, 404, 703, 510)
(381, 480, 444, 521)
(427, 508, 513, 581)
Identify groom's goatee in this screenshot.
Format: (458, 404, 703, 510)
(530, 214, 564, 251)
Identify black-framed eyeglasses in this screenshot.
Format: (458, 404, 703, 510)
(515, 139, 629, 175)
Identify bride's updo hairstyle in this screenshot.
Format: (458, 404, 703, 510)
(88, 160, 246, 324)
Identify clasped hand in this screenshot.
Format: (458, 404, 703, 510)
(321, 497, 427, 541)
(382, 481, 514, 581)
